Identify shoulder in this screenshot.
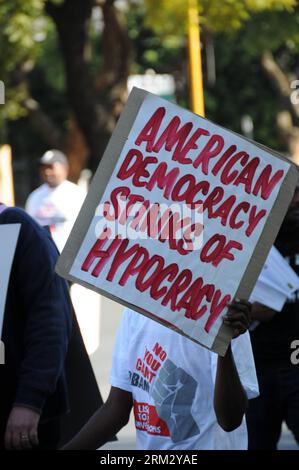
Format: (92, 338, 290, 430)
(123, 308, 148, 324)
(62, 180, 85, 192)
(26, 184, 48, 204)
(61, 181, 86, 198)
(0, 207, 35, 226)
(120, 308, 153, 336)
(210, 332, 255, 368)
(0, 207, 57, 255)
(0, 207, 42, 239)
(28, 184, 47, 198)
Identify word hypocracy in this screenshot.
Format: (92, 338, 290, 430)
(68, 91, 291, 349)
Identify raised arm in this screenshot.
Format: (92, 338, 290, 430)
(213, 299, 250, 432)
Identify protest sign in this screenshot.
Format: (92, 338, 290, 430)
(0, 224, 20, 339)
(56, 88, 298, 355)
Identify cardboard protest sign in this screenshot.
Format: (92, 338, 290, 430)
(0, 224, 20, 339)
(56, 88, 298, 355)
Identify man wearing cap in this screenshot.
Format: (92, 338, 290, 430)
(26, 149, 86, 252)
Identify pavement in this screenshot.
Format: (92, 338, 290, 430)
(76, 293, 299, 451)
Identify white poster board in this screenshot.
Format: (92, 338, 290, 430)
(56, 88, 298, 355)
(0, 224, 20, 338)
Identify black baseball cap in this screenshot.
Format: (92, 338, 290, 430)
(39, 149, 68, 166)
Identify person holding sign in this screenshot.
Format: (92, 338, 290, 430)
(0, 204, 72, 450)
(62, 300, 258, 450)
(55, 89, 297, 449)
(57, 89, 297, 356)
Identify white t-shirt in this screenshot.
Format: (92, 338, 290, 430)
(110, 308, 259, 450)
(26, 180, 86, 252)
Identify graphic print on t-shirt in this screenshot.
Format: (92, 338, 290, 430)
(151, 359, 200, 442)
(35, 201, 67, 226)
(130, 341, 200, 442)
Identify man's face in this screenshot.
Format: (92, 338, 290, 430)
(40, 162, 68, 188)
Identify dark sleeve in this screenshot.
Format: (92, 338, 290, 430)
(3, 208, 72, 412)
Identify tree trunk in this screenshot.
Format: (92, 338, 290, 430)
(65, 118, 89, 183)
(45, 0, 110, 172)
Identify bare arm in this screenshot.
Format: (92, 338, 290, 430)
(62, 387, 133, 450)
(214, 344, 248, 432)
(213, 299, 250, 432)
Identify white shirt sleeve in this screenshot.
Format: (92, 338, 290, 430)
(109, 309, 132, 393)
(211, 331, 259, 399)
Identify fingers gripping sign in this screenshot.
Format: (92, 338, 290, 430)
(223, 298, 252, 338)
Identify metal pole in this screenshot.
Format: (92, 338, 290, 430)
(188, 0, 205, 116)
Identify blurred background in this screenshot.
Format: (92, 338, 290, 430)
(1, 0, 299, 206)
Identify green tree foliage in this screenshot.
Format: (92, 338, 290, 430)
(143, 0, 296, 35)
(0, 0, 48, 120)
(142, 0, 299, 160)
(2, 0, 299, 191)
